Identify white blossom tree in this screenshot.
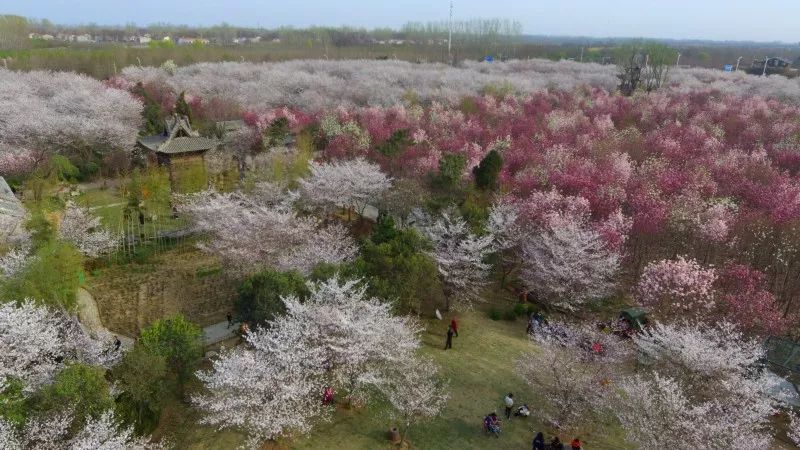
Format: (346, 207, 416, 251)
(517, 321, 629, 430)
(486, 200, 525, 285)
(789, 412, 800, 446)
(0, 300, 119, 393)
(377, 356, 448, 444)
(58, 203, 118, 258)
(195, 276, 421, 444)
(422, 212, 494, 310)
(1, 410, 161, 450)
(179, 189, 357, 275)
(519, 214, 619, 310)
(300, 158, 391, 218)
(612, 320, 782, 448)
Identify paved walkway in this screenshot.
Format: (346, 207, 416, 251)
(202, 320, 240, 346)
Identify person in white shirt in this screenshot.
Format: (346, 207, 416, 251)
(504, 393, 514, 419)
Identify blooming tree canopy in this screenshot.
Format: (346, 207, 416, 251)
(616, 320, 782, 448)
(0, 69, 142, 157)
(58, 203, 119, 258)
(422, 212, 494, 310)
(179, 188, 357, 275)
(300, 158, 391, 216)
(635, 256, 717, 316)
(0, 410, 161, 450)
(0, 300, 118, 393)
(195, 276, 422, 443)
(520, 214, 620, 310)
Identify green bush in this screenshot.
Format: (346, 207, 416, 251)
(236, 269, 309, 327)
(112, 345, 169, 433)
(1, 241, 83, 311)
(437, 154, 467, 189)
(503, 309, 518, 321)
(0, 378, 27, 426)
(488, 308, 502, 321)
(472, 149, 503, 190)
(513, 303, 527, 318)
(34, 364, 113, 429)
(139, 315, 203, 389)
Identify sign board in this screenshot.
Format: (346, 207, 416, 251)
(724, 64, 734, 72)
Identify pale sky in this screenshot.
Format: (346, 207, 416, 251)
(5, 0, 800, 43)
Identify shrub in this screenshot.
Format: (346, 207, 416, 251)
(513, 303, 527, 317)
(503, 308, 519, 321)
(138, 315, 203, 389)
(488, 307, 502, 321)
(236, 269, 309, 327)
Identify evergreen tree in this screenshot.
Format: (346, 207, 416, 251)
(473, 149, 503, 190)
(174, 91, 193, 125)
(132, 82, 165, 136)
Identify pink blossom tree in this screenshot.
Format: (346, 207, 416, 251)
(635, 256, 717, 316)
(716, 264, 792, 335)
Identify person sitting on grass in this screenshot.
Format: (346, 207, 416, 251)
(484, 412, 501, 437)
(550, 436, 565, 450)
(570, 437, 583, 450)
(514, 404, 530, 417)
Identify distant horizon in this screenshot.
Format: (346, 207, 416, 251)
(5, 0, 800, 44)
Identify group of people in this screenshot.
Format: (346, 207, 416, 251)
(484, 393, 582, 449)
(532, 432, 583, 450)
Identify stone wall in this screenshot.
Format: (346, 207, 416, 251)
(87, 247, 236, 337)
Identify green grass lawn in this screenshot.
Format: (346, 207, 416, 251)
(167, 308, 629, 450)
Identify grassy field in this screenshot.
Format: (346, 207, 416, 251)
(165, 306, 629, 450)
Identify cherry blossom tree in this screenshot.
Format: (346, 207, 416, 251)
(422, 212, 494, 310)
(300, 158, 392, 218)
(0, 300, 119, 393)
(179, 188, 357, 275)
(789, 412, 800, 446)
(0, 69, 142, 157)
(283, 277, 421, 402)
(519, 214, 620, 310)
(716, 264, 791, 335)
(517, 321, 629, 430)
(635, 256, 717, 316)
(376, 356, 448, 444)
(616, 320, 782, 448)
(195, 276, 421, 443)
(194, 322, 327, 443)
(58, 203, 118, 258)
(0, 410, 161, 450)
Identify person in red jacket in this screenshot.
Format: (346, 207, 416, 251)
(450, 317, 459, 337)
(570, 437, 582, 450)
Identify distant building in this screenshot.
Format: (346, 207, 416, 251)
(137, 115, 218, 192)
(177, 37, 209, 45)
(137, 35, 152, 44)
(75, 34, 93, 43)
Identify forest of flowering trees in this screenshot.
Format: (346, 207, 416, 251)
(4, 55, 800, 448)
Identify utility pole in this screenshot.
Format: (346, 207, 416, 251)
(676, 52, 681, 67)
(448, 0, 453, 64)
(762, 56, 769, 76)
(735, 56, 743, 72)
(580, 47, 584, 63)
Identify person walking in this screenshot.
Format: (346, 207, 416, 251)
(450, 316, 459, 337)
(444, 325, 454, 350)
(113, 336, 121, 352)
(532, 432, 546, 450)
(504, 393, 514, 419)
(226, 312, 233, 329)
